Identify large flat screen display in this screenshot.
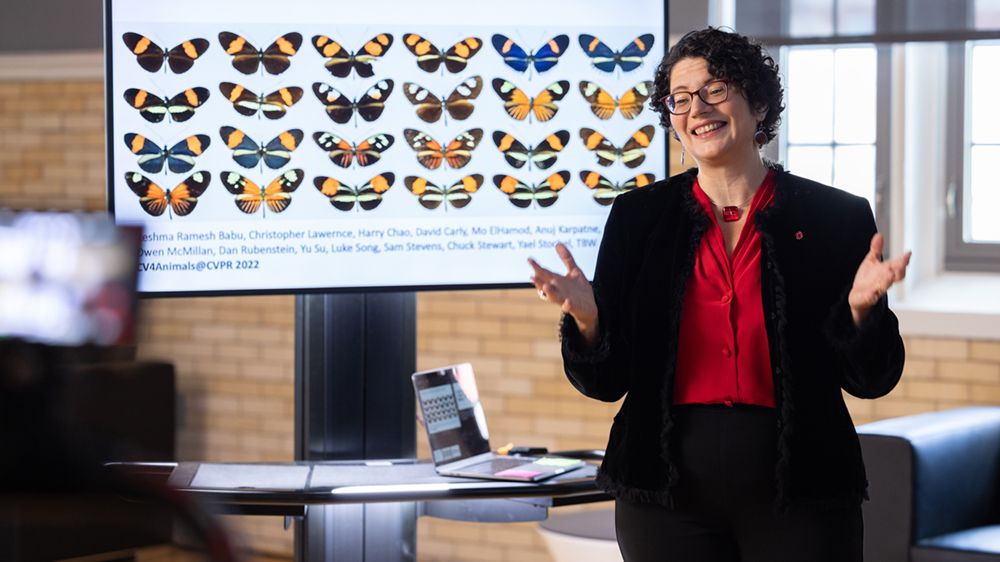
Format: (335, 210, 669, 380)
(106, 0, 667, 294)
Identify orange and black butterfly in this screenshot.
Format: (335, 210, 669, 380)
(312, 79, 393, 126)
(219, 127, 303, 170)
(122, 33, 209, 73)
(312, 34, 393, 78)
(492, 79, 569, 123)
(123, 87, 210, 123)
(492, 130, 569, 170)
(405, 175, 483, 211)
(492, 171, 570, 208)
(579, 170, 656, 206)
(220, 169, 304, 216)
(218, 83, 303, 120)
(579, 125, 656, 168)
(491, 34, 569, 75)
(579, 80, 653, 120)
(218, 31, 302, 75)
(313, 131, 394, 168)
(403, 128, 483, 170)
(402, 76, 482, 125)
(124, 171, 210, 219)
(578, 34, 655, 73)
(314, 173, 395, 212)
(402, 34, 482, 74)
(124, 133, 210, 174)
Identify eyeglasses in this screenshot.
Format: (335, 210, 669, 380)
(660, 80, 729, 115)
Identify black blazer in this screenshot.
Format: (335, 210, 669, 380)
(561, 166, 905, 509)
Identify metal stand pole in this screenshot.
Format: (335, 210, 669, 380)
(294, 292, 417, 562)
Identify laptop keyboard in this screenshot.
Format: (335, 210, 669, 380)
(461, 457, 531, 474)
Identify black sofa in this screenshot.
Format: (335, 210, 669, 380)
(859, 407, 1000, 562)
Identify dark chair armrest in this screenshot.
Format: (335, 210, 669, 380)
(859, 407, 1000, 552)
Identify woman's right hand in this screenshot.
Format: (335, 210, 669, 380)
(528, 242, 600, 347)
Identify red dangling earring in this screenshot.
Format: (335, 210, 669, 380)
(754, 123, 768, 147)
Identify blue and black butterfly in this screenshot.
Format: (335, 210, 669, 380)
(578, 34, 655, 73)
(219, 126, 303, 170)
(124, 133, 210, 174)
(491, 34, 569, 75)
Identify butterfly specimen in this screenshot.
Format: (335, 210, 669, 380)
(312, 34, 393, 78)
(123, 87, 209, 123)
(313, 131, 394, 168)
(492, 130, 569, 170)
(121, 33, 209, 73)
(312, 79, 394, 126)
(218, 31, 302, 75)
(218, 83, 303, 120)
(492, 171, 570, 208)
(492, 79, 569, 123)
(313, 173, 396, 211)
(219, 127, 303, 169)
(402, 128, 483, 170)
(402, 34, 482, 73)
(124, 133, 210, 174)
(579, 170, 656, 205)
(579, 125, 656, 168)
(578, 34, 655, 73)
(402, 76, 482, 124)
(579, 80, 653, 120)
(124, 171, 210, 219)
(220, 169, 304, 216)
(491, 34, 569, 74)
(404, 175, 483, 211)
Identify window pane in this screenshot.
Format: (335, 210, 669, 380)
(969, 146, 1000, 242)
(971, 44, 1000, 144)
(790, 0, 834, 37)
(788, 146, 833, 186)
(838, 0, 876, 35)
(834, 47, 877, 144)
(787, 48, 834, 143)
(833, 145, 876, 207)
(976, 0, 1000, 29)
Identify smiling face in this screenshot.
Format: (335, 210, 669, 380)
(668, 57, 765, 169)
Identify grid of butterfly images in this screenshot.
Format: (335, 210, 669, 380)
(112, 23, 665, 222)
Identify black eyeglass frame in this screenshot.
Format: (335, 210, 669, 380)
(660, 79, 730, 115)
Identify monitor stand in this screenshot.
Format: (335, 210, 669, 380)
(294, 292, 417, 562)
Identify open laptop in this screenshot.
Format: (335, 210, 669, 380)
(412, 363, 584, 482)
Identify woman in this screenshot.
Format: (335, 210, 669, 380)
(529, 28, 911, 561)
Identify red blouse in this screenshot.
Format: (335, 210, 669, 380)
(673, 170, 776, 408)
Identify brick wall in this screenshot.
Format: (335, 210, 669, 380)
(4, 77, 1000, 561)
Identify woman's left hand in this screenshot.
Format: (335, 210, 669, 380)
(848, 233, 912, 327)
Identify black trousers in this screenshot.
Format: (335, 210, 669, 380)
(614, 404, 863, 562)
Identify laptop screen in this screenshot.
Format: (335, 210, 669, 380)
(412, 363, 491, 465)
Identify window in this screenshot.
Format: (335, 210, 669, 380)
(729, 0, 1000, 272)
(967, 42, 1000, 244)
(944, 0, 1000, 271)
(781, 45, 878, 207)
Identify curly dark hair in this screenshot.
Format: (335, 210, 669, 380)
(650, 27, 784, 145)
